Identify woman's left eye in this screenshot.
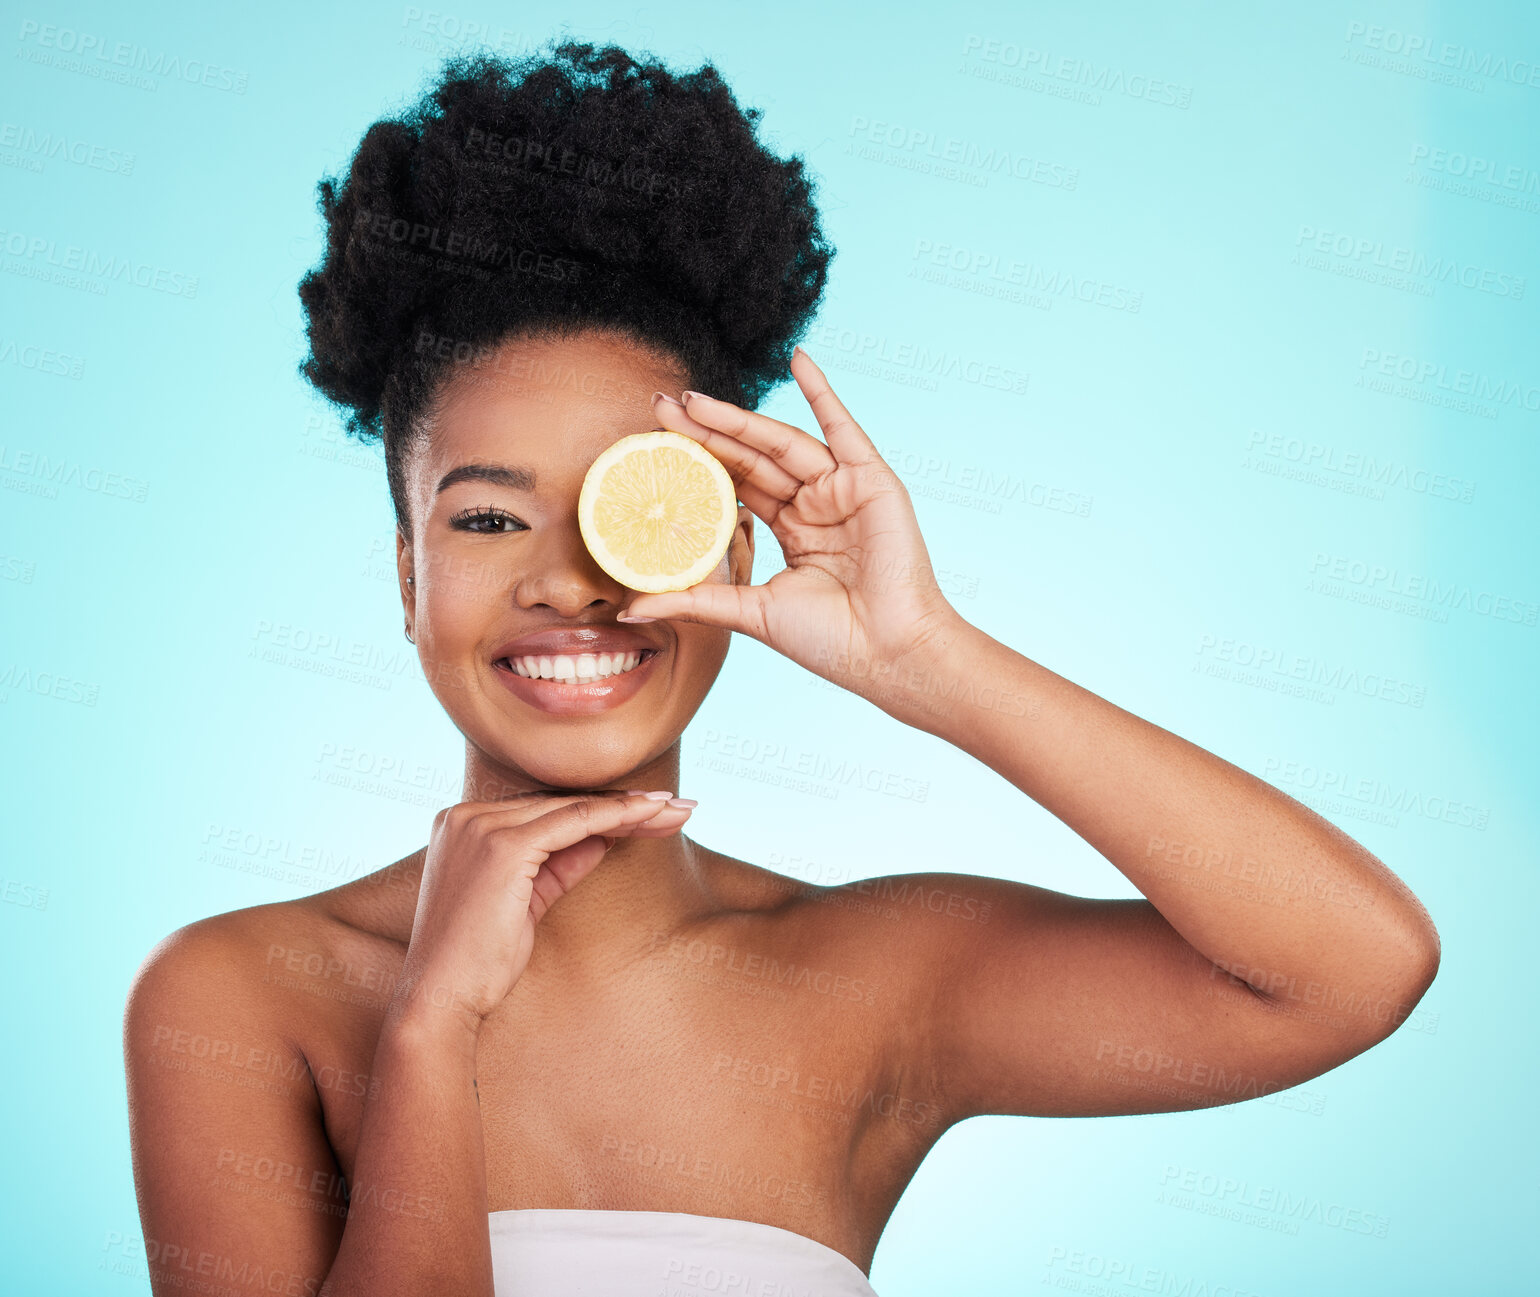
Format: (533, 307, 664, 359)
(449, 506, 529, 534)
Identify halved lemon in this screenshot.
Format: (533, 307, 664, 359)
(578, 429, 738, 593)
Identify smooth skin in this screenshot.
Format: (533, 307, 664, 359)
(124, 331, 1440, 1296)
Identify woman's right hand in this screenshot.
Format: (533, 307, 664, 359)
(392, 790, 692, 1032)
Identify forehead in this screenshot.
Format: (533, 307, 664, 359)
(413, 329, 687, 499)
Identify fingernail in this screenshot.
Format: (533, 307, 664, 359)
(625, 789, 648, 795)
(666, 797, 698, 808)
(644, 789, 674, 800)
(653, 390, 684, 407)
(682, 390, 708, 402)
(618, 613, 656, 622)
(793, 344, 809, 359)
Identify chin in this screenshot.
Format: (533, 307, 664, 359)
(483, 740, 673, 795)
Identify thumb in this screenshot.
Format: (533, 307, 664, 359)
(620, 583, 765, 638)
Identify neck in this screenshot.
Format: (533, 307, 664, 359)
(529, 830, 716, 966)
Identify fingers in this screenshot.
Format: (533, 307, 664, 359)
(446, 789, 671, 819)
(623, 579, 768, 641)
(531, 793, 689, 841)
(617, 806, 695, 836)
(603, 799, 693, 836)
(786, 347, 881, 467)
(732, 476, 790, 528)
(437, 791, 684, 850)
(652, 388, 836, 497)
(520, 797, 692, 920)
(493, 791, 686, 842)
(527, 799, 691, 906)
(440, 790, 693, 882)
(526, 862, 587, 921)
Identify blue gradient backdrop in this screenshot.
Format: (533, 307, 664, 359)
(2, 1, 1534, 1293)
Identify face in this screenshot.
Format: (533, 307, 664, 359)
(395, 328, 755, 795)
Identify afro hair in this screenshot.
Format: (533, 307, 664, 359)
(297, 40, 835, 538)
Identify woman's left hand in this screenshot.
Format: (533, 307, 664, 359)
(619, 347, 969, 702)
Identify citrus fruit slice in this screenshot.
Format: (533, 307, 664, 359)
(578, 429, 738, 593)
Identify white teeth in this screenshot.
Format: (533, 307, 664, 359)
(509, 650, 648, 682)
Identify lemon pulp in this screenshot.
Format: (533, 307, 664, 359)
(578, 429, 737, 593)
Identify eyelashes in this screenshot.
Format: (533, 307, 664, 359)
(447, 505, 529, 534)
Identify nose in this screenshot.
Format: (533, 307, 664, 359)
(512, 523, 627, 615)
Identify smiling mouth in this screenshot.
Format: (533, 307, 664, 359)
(493, 648, 661, 685)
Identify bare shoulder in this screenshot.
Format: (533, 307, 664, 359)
(123, 880, 407, 1076)
(703, 860, 1014, 1065)
(121, 895, 390, 1291)
(124, 901, 312, 1077)
(821, 867, 1134, 974)
(695, 853, 1011, 960)
(808, 870, 1109, 1119)
(811, 868, 1035, 1007)
(128, 895, 329, 1009)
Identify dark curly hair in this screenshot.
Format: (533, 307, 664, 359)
(297, 40, 835, 541)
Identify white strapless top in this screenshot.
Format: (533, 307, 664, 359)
(488, 1208, 881, 1296)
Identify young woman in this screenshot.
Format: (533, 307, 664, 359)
(123, 41, 1441, 1297)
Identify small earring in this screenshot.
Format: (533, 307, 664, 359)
(404, 624, 414, 644)
(406, 575, 415, 586)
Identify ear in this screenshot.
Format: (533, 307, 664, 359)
(396, 529, 415, 617)
(729, 504, 755, 585)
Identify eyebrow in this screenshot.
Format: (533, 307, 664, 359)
(435, 462, 538, 495)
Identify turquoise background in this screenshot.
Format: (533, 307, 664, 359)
(3, 0, 1535, 1292)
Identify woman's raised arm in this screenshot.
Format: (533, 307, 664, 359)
(620, 353, 1439, 1121)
